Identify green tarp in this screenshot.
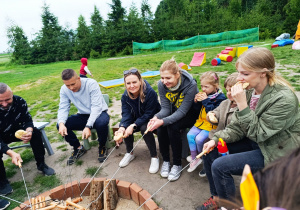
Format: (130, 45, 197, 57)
(133, 27, 259, 55)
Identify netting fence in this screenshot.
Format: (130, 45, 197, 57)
(133, 27, 259, 55)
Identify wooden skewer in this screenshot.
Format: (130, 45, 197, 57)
(38, 205, 56, 210)
(41, 196, 45, 208)
(71, 197, 83, 203)
(35, 198, 38, 209)
(144, 124, 153, 135)
(56, 205, 68, 210)
(66, 200, 85, 209)
(17, 160, 22, 168)
(31, 198, 36, 210)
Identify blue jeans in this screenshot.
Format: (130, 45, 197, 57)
(57, 112, 109, 150)
(203, 138, 264, 200)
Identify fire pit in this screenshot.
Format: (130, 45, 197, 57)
(14, 177, 161, 210)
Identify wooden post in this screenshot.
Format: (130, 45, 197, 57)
(103, 179, 118, 210)
(90, 180, 104, 210)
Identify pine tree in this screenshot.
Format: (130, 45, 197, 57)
(90, 6, 104, 55)
(74, 15, 91, 59)
(7, 25, 31, 64)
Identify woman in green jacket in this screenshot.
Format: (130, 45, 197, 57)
(197, 47, 300, 210)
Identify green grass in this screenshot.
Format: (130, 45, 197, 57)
(85, 166, 101, 177)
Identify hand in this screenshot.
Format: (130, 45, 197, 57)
(124, 125, 134, 138)
(58, 123, 68, 136)
(91, 74, 94, 78)
(148, 118, 163, 131)
(21, 129, 33, 143)
(82, 127, 91, 140)
(6, 150, 22, 166)
(195, 92, 207, 102)
(147, 116, 157, 130)
(203, 140, 216, 154)
(231, 83, 247, 110)
(114, 128, 125, 146)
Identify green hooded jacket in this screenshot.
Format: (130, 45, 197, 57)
(212, 84, 300, 165)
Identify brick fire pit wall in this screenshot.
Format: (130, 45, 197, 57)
(13, 177, 162, 210)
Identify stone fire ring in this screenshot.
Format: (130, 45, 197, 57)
(13, 177, 162, 210)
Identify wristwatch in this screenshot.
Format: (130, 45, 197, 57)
(85, 125, 92, 129)
(131, 124, 137, 131)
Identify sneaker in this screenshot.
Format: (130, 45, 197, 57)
(199, 168, 206, 177)
(0, 199, 10, 210)
(186, 155, 192, 162)
(160, 161, 170, 178)
(149, 157, 160, 174)
(168, 165, 182, 181)
(67, 146, 87, 165)
(119, 153, 135, 167)
(98, 147, 108, 163)
(195, 197, 218, 210)
(187, 158, 202, 172)
(37, 163, 55, 176)
(0, 180, 13, 196)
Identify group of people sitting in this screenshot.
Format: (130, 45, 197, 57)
(0, 47, 299, 210)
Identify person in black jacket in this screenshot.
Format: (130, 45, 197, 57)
(114, 68, 160, 174)
(0, 83, 55, 196)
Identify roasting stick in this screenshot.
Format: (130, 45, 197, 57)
(137, 148, 213, 210)
(0, 194, 28, 206)
(86, 126, 152, 210)
(18, 160, 33, 210)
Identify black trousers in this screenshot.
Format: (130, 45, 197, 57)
(157, 107, 200, 166)
(0, 127, 45, 182)
(124, 123, 157, 157)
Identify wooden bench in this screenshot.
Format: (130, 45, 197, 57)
(9, 122, 54, 156)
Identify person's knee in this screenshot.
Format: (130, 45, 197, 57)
(187, 133, 196, 143)
(211, 157, 226, 176)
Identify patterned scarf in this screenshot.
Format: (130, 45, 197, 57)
(207, 88, 223, 100)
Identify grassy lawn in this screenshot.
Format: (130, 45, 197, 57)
(1, 40, 300, 208)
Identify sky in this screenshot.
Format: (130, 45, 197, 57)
(0, 0, 161, 53)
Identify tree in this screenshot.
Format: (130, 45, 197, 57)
(141, 0, 154, 42)
(7, 25, 31, 64)
(38, 4, 64, 63)
(90, 6, 104, 54)
(103, 0, 127, 55)
(284, 0, 300, 34)
(74, 15, 91, 59)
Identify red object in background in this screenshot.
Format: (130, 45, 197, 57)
(271, 44, 279, 48)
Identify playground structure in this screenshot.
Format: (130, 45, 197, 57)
(271, 39, 294, 48)
(99, 70, 160, 88)
(189, 52, 206, 66)
(178, 62, 192, 71)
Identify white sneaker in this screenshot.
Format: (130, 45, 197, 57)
(168, 165, 182, 181)
(119, 153, 135, 167)
(187, 158, 202, 172)
(160, 161, 170, 178)
(149, 157, 160, 174)
(186, 155, 192, 162)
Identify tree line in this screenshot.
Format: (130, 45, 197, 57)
(7, 0, 300, 64)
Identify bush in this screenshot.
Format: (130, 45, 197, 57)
(90, 49, 101, 59)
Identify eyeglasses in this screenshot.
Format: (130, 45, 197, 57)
(123, 69, 138, 76)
